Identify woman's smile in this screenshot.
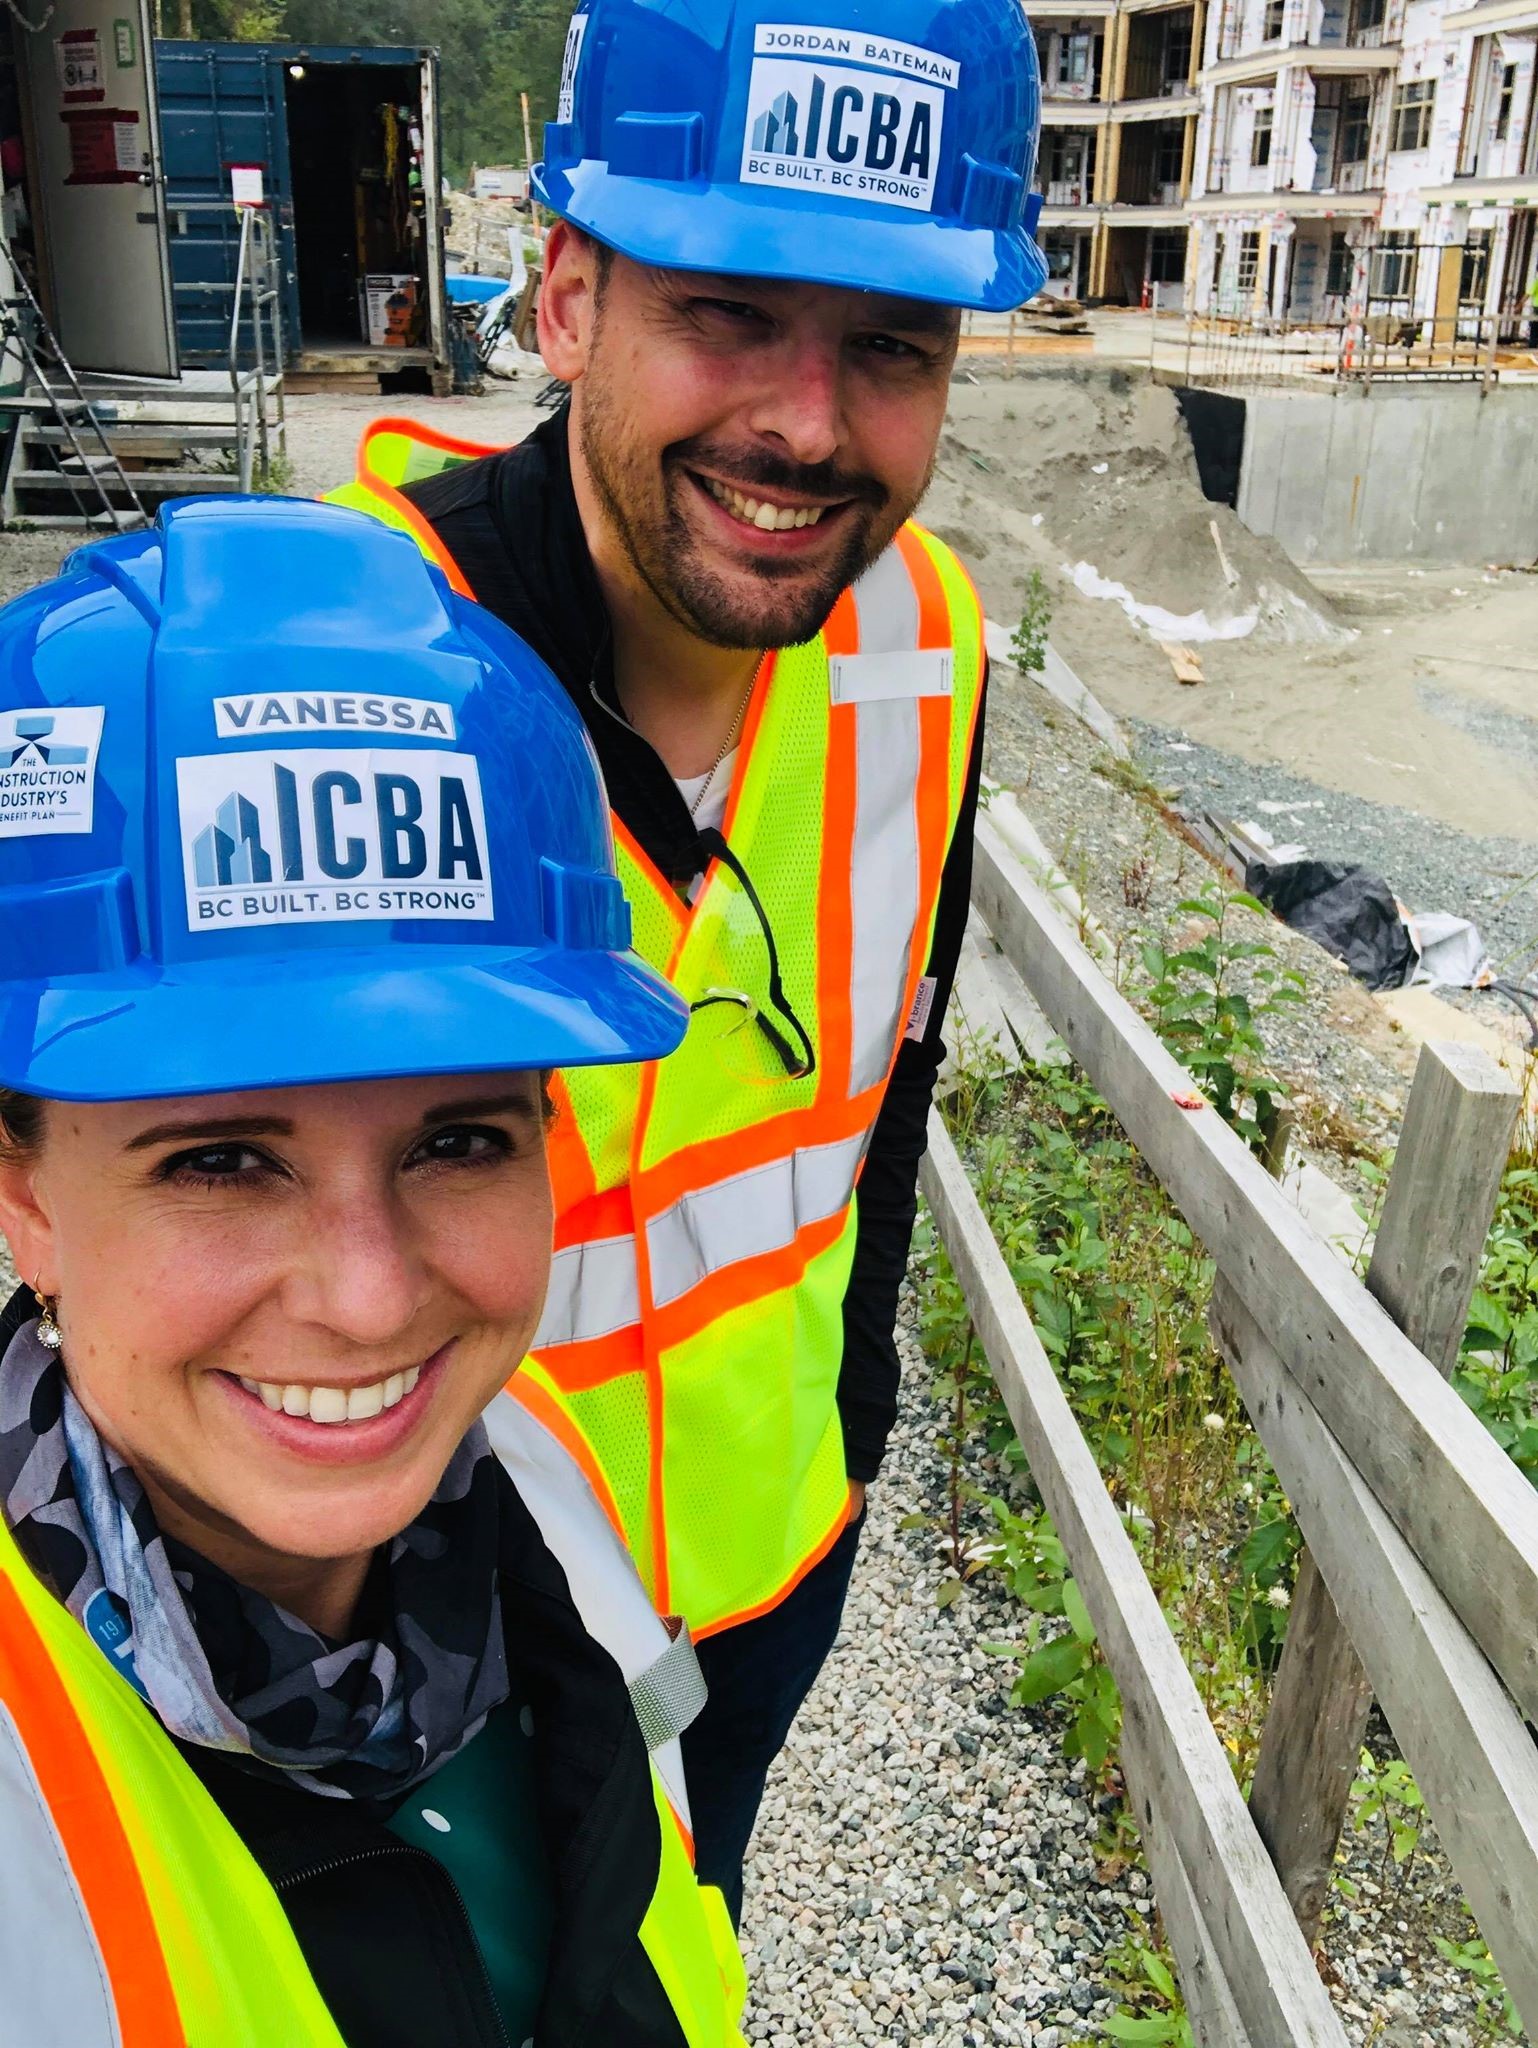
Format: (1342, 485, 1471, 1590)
(217, 1340, 456, 1467)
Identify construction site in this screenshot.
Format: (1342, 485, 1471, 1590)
(2, 5, 1538, 2048)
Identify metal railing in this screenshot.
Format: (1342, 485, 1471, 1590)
(228, 206, 285, 489)
(1178, 305, 1505, 388)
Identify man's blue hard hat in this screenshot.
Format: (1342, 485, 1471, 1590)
(535, 0, 1048, 311)
(0, 497, 687, 1102)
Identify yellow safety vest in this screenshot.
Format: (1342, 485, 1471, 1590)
(0, 1404, 746, 2046)
(329, 419, 984, 1637)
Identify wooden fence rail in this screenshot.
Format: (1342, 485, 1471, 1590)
(924, 812, 1534, 2043)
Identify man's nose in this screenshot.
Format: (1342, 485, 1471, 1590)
(745, 333, 846, 470)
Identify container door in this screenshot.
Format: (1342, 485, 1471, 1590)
(155, 41, 297, 367)
(19, 0, 177, 376)
(419, 50, 448, 366)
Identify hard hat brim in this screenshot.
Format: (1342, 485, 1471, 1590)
(535, 162, 1049, 313)
(0, 944, 689, 1103)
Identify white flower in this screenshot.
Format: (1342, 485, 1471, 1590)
(1202, 1413, 1226, 1434)
(1266, 1584, 1291, 1610)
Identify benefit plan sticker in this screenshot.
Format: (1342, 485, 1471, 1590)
(0, 706, 104, 837)
(177, 747, 494, 931)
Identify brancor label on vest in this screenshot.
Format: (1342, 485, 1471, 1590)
(739, 35, 952, 213)
(828, 648, 954, 704)
(905, 976, 937, 1042)
(0, 705, 104, 837)
(213, 692, 457, 741)
(177, 747, 494, 930)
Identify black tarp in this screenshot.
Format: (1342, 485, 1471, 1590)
(1246, 859, 1416, 992)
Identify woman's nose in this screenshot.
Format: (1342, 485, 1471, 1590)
(282, 1192, 432, 1348)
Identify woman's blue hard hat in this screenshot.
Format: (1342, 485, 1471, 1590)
(0, 496, 688, 1102)
(535, 0, 1048, 312)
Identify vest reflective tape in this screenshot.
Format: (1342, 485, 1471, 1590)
(484, 1385, 701, 1830)
(646, 1129, 869, 1311)
(828, 542, 953, 704)
(849, 692, 925, 1097)
(536, 1233, 643, 1349)
(0, 1699, 120, 2048)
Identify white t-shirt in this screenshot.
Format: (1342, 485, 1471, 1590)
(672, 747, 737, 837)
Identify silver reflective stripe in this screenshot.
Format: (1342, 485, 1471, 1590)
(628, 1622, 708, 1753)
(848, 691, 924, 1095)
(532, 1233, 639, 1348)
(849, 542, 920, 654)
(646, 1130, 867, 1309)
(0, 1701, 121, 2048)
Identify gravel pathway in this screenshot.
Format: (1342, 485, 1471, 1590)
(743, 1306, 1128, 2048)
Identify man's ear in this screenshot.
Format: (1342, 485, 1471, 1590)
(0, 1151, 56, 1300)
(538, 220, 599, 384)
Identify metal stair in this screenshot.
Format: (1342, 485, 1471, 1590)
(1, 206, 286, 529)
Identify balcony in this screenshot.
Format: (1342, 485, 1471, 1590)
(1441, 0, 1538, 28)
(1200, 40, 1400, 84)
(1045, 178, 1095, 204)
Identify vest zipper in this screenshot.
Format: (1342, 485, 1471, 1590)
(274, 1841, 513, 2048)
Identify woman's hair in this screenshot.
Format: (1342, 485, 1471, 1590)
(0, 1089, 43, 1161)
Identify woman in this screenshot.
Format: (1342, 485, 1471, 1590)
(0, 496, 746, 2047)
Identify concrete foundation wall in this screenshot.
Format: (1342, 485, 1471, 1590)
(1234, 383, 1538, 564)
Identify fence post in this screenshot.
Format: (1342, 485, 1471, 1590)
(1247, 1040, 1519, 1944)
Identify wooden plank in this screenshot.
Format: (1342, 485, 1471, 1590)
(1212, 1281, 1538, 2032)
(970, 816, 1538, 1726)
(1158, 640, 1205, 685)
(1122, 1721, 1254, 2048)
(921, 1116, 1348, 2047)
(1249, 1040, 1518, 1938)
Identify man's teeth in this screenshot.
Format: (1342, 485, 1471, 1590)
(703, 477, 825, 531)
(237, 1365, 422, 1424)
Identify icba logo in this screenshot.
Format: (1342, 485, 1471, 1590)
(176, 748, 495, 932)
(740, 25, 956, 213)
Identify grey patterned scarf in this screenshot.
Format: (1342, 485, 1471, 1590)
(0, 1320, 508, 1800)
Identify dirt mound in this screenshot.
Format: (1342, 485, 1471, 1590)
(929, 369, 1347, 648)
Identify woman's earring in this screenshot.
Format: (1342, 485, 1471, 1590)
(32, 1283, 62, 1351)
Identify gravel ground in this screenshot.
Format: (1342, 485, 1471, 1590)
(743, 1301, 1509, 2046)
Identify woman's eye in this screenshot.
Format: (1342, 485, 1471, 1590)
(160, 1144, 270, 1184)
(409, 1124, 512, 1168)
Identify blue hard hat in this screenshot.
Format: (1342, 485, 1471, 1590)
(535, 0, 1047, 312)
(0, 496, 687, 1102)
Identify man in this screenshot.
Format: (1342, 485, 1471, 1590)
(331, 0, 1045, 1922)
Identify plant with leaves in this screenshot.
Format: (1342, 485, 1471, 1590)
(1101, 1936, 1194, 2045)
(1351, 1747, 1425, 1882)
(1011, 568, 1052, 676)
(1456, 1159, 1538, 1485)
(1140, 886, 1304, 1155)
(1433, 1929, 1524, 2041)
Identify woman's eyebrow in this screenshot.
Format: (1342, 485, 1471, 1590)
(419, 1092, 542, 1126)
(125, 1115, 295, 1152)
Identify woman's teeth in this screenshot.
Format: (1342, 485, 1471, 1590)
(237, 1366, 421, 1424)
(703, 477, 825, 531)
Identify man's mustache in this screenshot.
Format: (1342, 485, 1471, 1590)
(667, 441, 888, 510)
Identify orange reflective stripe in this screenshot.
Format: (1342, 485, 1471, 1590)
(547, 1077, 598, 1216)
(551, 1175, 632, 1252)
(616, 816, 687, 937)
(348, 419, 480, 598)
(360, 415, 501, 467)
(720, 653, 773, 839)
(0, 1574, 183, 2045)
(896, 525, 952, 651)
(535, 1322, 644, 1391)
(508, 1372, 629, 1543)
(629, 1050, 673, 1615)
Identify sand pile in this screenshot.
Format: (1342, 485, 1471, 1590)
(927, 369, 1348, 650)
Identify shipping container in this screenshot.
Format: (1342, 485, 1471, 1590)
(155, 38, 448, 382)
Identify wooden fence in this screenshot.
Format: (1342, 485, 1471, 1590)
(919, 812, 1534, 2045)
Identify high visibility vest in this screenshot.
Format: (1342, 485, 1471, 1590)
(0, 1393, 747, 2048)
(329, 420, 984, 1636)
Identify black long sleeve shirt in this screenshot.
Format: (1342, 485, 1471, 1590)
(402, 410, 983, 1480)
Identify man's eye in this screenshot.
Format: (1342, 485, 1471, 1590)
(161, 1144, 270, 1184)
(857, 333, 925, 361)
(408, 1124, 512, 1168)
(697, 298, 771, 325)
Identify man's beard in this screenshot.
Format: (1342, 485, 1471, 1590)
(577, 373, 921, 651)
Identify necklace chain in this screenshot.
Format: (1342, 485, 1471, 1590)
(688, 671, 756, 820)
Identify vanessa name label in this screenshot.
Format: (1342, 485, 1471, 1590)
(213, 691, 456, 740)
(177, 747, 494, 931)
(0, 706, 104, 837)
